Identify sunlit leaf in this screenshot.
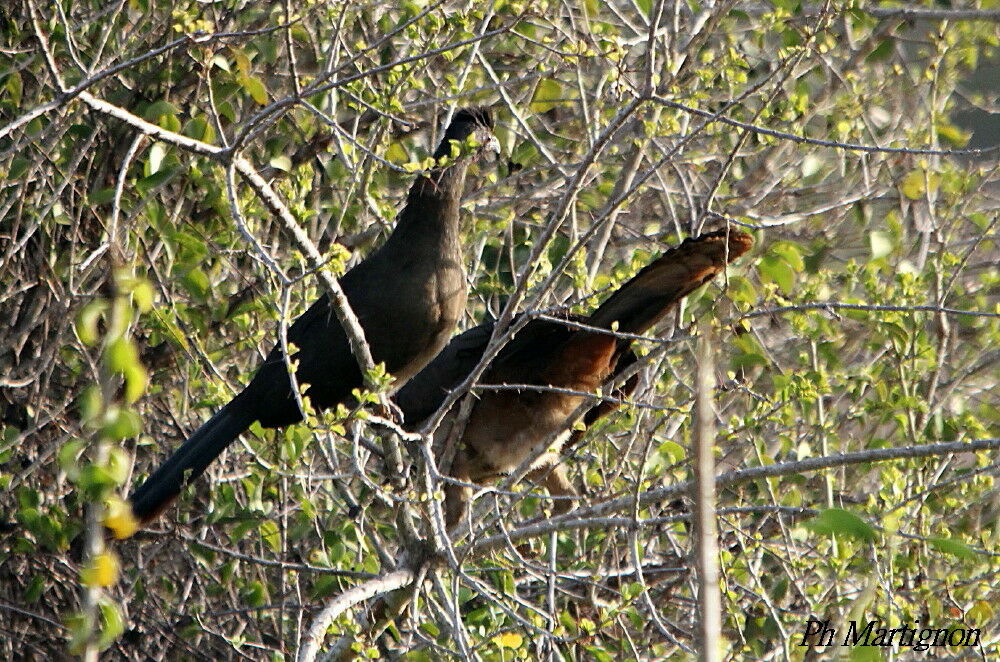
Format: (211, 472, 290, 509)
(530, 78, 563, 113)
(929, 536, 976, 561)
(239, 75, 268, 105)
(81, 552, 120, 588)
(806, 508, 877, 542)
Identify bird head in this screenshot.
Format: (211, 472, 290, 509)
(433, 106, 500, 163)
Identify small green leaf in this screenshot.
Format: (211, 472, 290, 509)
(530, 78, 562, 113)
(493, 632, 523, 649)
(385, 142, 408, 164)
(770, 241, 804, 271)
(239, 75, 268, 105)
(183, 116, 216, 143)
(241, 580, 268, 607)
(510, 141, 538, 168)
(9, 156, 30, 179)
(869, 231, 893, 259)
(76, 300, 108, 346)
(657, 441, 686, 464)
(101, 408, 142, 440)
(269, 155, 292, 172)
(900, 169, 938, 200)
(183, 267, 210, 299)
(936, 122, 970, 148)
(23, 575, 45, 603)
(259, 520, 281, 553)
(131, 280, 154, 312)
(58, 439, 87, 477)
(866, 39, 892, 62)
(6, 73, 23, 106)
(142, 100, 178, 121)
(89, 188, 116, 205)
(136, 169, 174, 194)
(806, 508, 877, 542)
(106, 337, 140, 374)
(759, 254, 794, 294)
(583, 645, 614, 662)
(900, 170, 925, 199)
(148, 143, 166, 174)
(122, 363, 148, 403)
(929, 536, 976, 561)
(97, 599, 125, 649)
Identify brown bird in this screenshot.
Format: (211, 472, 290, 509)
(394, 229, 753, 526)
(128, 108, 498, 525)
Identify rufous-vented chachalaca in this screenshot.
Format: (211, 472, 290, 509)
(128, 108, 498, 525)
(394, 229, 753, 526)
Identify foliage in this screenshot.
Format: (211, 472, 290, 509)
(1, 0, 998, 660)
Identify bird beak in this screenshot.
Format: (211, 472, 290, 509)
(483, 135, 501, 161)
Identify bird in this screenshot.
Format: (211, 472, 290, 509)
(128, 107, 499, 525)
(394, 229, 753, 526)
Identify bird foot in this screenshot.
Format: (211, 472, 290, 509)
(373, 398, 405, 426)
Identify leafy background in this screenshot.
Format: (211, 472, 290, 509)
(1, 0, 998, 660)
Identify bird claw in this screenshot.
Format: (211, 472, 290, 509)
(375, 399, 405, 426)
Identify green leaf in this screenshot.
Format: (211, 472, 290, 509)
(241, 580, 268, 608)
(9, 155, 30, 180)
(759, 254, 794, 294)
(806, 508, 877, 542)
(6, 73, 23, 106)
(131, 280, 155, 312)
(385, 142, 408, 165)
(583, 645, 614, 662)
(849, 643, 884, 661)
(269, 155, 292, 172)
(868, 231, 893, 260)
(530, 78, 562, 113)
(58, 439, 87, 478)
(936, 122, 970, 148)
(770, 241, 804, 271)
(23, 575, 45, 603)
(183, 267, 210, 299)
(101, 408, 142, 440)
(771, 0, 802, 14)
(900, 169, 938, 200)
(929, 536, 976, 561)
(106, 337, 140, 374)
(510, 141, 538, 168)
(89, 187, 116, 205)
(259, 520, 281, 553)
(136, 169, 174, 194)
(866, 39, 892, 62)
(148, 142, 166, 174)
(97, 598, 125, 649)
(493, 632, 523, 649)
(657, 441, 686, 464)
(143, 100, 178, 122)
(122, 364, 148, 403)
(239, 75, 268, 105)
(76, 300, 108, 346)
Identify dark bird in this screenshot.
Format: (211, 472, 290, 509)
(394, 229, 753, 526)
(129, 108, 498, 525)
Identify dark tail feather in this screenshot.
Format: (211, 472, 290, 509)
(586, 229, 753, 334)
(129, 403, 255, 524)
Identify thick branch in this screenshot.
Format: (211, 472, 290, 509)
(297, 568, 416, 662)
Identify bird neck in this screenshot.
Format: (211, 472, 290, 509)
(390, 161, 471, 248)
